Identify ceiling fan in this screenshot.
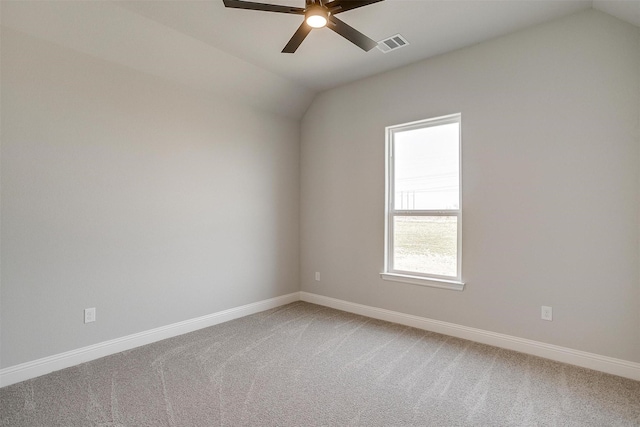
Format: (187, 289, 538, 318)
(222, 0, 384, 53)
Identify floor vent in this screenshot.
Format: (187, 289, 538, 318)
(377, 34, 409, 53)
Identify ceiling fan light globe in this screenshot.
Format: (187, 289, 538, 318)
(306, 14, 327, 28)
(305, 6, 328, 28)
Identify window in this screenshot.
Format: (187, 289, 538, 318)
(382, 114, 464, 291)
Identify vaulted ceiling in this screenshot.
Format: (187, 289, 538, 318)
(2, 1, 638, 119)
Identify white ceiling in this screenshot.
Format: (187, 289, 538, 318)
(119, 0, 638, 91)
(593, 0, 640, 27)
(2, 0, 639, 119)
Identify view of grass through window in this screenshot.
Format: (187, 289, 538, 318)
(393, 216, 457, 277)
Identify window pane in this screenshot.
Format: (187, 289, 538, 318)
(394, 122, 459, 210)
(393, 216, 457, 277)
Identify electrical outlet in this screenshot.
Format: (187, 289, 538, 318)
(541, 306, 552, 321)
(84, 307, 96, 324)
(315, 272, 320, 281)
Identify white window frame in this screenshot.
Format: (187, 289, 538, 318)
(381, 113, 465, 291)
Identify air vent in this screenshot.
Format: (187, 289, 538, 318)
(377, 34, 409, 53)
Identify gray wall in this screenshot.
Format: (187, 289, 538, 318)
(2, 7, 639, 371)
(301, 10, 640, 362)
(1, 28, 300, 367)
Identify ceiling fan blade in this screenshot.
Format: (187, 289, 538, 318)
(325, 0, 384, 15)
(327, 15, 378, 51)
(223, 0, 304, 14)
(282, 22, 313, 53)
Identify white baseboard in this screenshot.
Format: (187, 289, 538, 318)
(3, 291, 639, 388)
(300, 292, 640, 381)
(0, 292, 300, 388)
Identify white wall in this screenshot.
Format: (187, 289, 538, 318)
(301, 10, 640, 362)
(2, 6, 639, 372)
(1, 28, 300, 368)
(0, 1, 315, 120)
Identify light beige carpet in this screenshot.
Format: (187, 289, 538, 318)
(1, 301, 639, 426)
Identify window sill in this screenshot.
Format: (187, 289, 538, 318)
(380, 273, 465, 291)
